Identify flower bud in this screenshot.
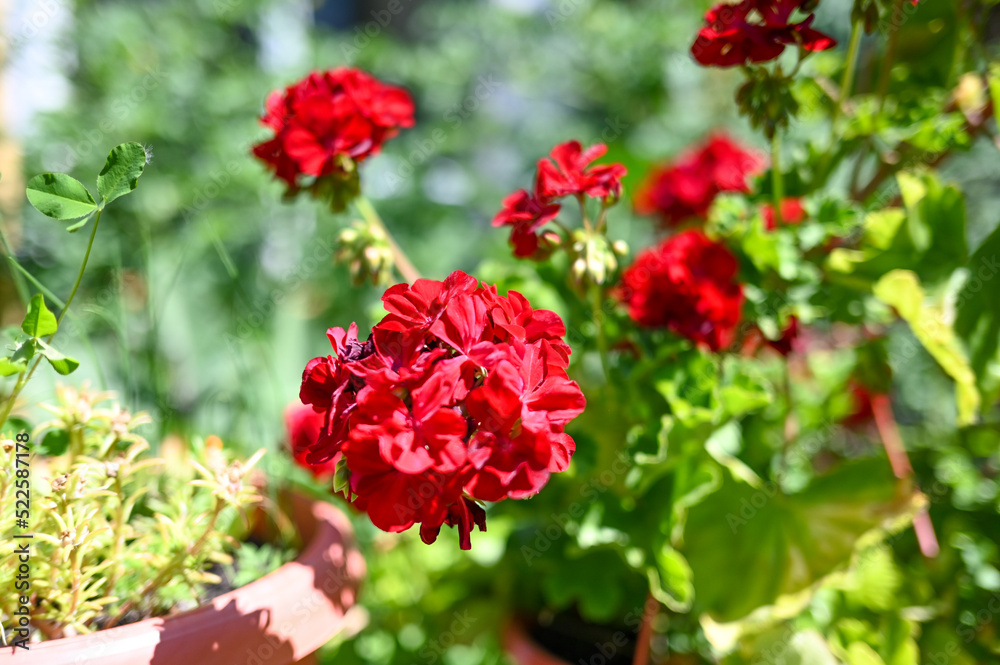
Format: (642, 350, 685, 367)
(336, 220, 395, 286)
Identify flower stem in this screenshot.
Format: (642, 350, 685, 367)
(831, 21, 862, 139)
(871, 393, 940, 558)
(590, 284, 611, 381)
(0, 219, 28, 306)
(0, 209, 103, 432)
(876, 0, 904, 112)
(771, 131, 784, 226)
(632, 592, 658, 665)
(354, 196, 421, 285)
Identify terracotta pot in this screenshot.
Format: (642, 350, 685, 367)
(504, 619, 571, 665)
(1, 492, 365, 664)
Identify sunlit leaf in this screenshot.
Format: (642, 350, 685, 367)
(873, 269, 980, 425)
(96, 142, 147, 204)
(26, 173, 97, 221)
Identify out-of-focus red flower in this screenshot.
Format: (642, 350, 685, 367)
(285, 403, 338, 478)
(741, 315, 801, 357)
(253, 68, 415, 193)
(691, 0, 836, 68)
(635, 134, 766, 228)
(761, 198, 806, 230)
(298, 271, 585, 550)
(617, 230, 744, 351)
(494, 141, 626, 258)
(843, 380, 882, 429)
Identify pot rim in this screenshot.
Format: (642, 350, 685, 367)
(1, 490, 365, 664)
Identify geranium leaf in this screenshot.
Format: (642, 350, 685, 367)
(873, 269, 981, 425)
(681, 458, 915, 622)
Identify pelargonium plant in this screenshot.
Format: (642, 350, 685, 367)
(261, 0, 999, 656)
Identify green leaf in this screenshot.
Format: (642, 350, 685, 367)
(96, 142, 147, 204)
(846, 643, 886, 665)
(647, 544, 694, 612)
(39, 428, 70, 456)
(989, 64, 1000, 131)
(26, 173, 97, 221)
(21, 293, 58, 337)
(873, 270, 981, 425)
(954, 222, 1000, 406)
(10, 339, 36, 365)
(826, 173, 966, 288)
(541, 548, 634, 622)
(681, 459, 915, 622)
(35, 339, 80, 375)
(0, 357, 26, 376)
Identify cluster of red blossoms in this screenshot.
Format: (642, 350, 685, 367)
(617, 231, 744, 351)
(297, 271, 586, 549)
(252, 68, 415, 193)
(493, 141, 627, 258)
(635, 134, 766, 228)
(691, 0, 837, 68)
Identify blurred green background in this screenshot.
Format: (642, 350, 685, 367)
(3, 0, 1000, 663)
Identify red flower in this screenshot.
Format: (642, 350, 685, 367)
(635, 134, 766, 228)
(299, 271, 584, 549)
(617, 231, 744, 351)
(492, 190, 562, 258)
(285, 403, 338, 478)
(493, 141, 626, 258)
(298, 323, 372, 465)
(761, 198, 806, 230)
(536, 141, 627, 202)
(691, 0, 836, 68)
(253, 68, 415, 195)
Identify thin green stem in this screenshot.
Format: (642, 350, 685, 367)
(56, 208, 103, 330)
(831, 22, 863, 139)
(576, 194, 592, 232)
(876, 0, 904, 112)
(0, 210, 103, 432)
(817, 20, 862, 187)
(771, 132, 784, 227)
(590, 285, 611, 382)
(355, 196, 420, 284)
(0, 220, 29, 306)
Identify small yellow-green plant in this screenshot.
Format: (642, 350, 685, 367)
(0, 385, 265, 640)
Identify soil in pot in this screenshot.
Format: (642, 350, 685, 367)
(524, 608, 637, 665)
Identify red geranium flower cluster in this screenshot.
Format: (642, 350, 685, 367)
(253, 68, 415, 193)
(691, 0, 837, 68)
(635, 134, 766, 228)
(298, 271, 586, 549)
(617, 231, 744, 351)
(494, 141, 627, 258)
